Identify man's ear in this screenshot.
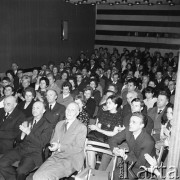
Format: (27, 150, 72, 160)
(140, 123, 144, 129)
(43, 108, 46, 114)
(76, 109, 80, 117)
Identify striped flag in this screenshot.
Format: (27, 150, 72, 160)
(95, 4, 180, 52)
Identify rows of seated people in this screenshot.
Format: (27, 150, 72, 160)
(0, 46, 177, 180)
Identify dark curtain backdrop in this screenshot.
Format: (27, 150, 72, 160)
(0, 0, 95, 72)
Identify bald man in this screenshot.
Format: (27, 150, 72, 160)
(0, 96, 25, 154)
(0, 101, 53, 180)
(33, 102, 87, 180)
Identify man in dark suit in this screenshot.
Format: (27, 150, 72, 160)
(109, 112, 156, 180)
(154, 70, 164, 92)
(89, 59, 97, 76)
(44, 89, 65, 128)
(97, 67, 108, 92)
(0, 101, 53, 180)
(76, 73, 87, 92)
(108, 73, 123, 96)
(14, 69, 24, 92)
(122, 91, 138, 119)
(148, 91, 169, 141)
(123, 98, 153, 135)
(33, 102, 87, 180)
(11, 63, 19, 76)
(168, 80, 176, 96)
(0, 96, 25, 154)
(81, 67, 90, 86)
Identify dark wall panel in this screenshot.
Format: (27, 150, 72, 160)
(0, 0, 95, 72)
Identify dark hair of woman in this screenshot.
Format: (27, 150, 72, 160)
(75, 93, 86, 106)
(161, 103, 174, 125)
(89, 78, 98, 88)
(61, 70, 69, 80)
(3, 85, 15, 96)
(83, 86, 93, 96)
(62, 81, 72, 92)
(40, 77, 49, 87)
(144, 86, 155, 95)
(69, 77, 77, 88)
(23, 87, 36, 98)
(107, 95, 122, 109)
(6, 70, 15, 78)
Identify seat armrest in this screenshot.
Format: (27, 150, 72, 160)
(42, 143, 52, 162)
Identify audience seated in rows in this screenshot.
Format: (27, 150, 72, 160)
(0, 46, 178, 180)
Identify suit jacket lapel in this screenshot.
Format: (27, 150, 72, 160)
(0, 110, 6, 126)
(2, 107, 18, 126)
(66, 119, 79, 133)
(52, 102, 58, 112)
(31, 117, 44, 133)
(62, 119, 79, 141)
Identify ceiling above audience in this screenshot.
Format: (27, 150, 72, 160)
(64, 0, 180, 6)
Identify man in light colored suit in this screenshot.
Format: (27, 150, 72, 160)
(33, 102, 87, 180)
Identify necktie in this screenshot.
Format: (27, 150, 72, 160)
(3, 113, 9, 121)
(64, 122, 69, 132)
(49, 105, 52, 111)
(158, 110, 162, 114)
(31, 120, 37, 129)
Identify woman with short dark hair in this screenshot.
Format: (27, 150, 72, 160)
(88, 95, 124, 170)
(89, 78, 101, 106)
(56, 70, 69, 91)
(83, 86, 96, 118)
(69, 77, 79, 99)
(35, 76, 49, 103)
(17, 87, 36, 118)
(57, 81, 73, 107)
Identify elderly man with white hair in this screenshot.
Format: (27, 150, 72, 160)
(33, 102, 87, 180)
(0, 96, 25, 154)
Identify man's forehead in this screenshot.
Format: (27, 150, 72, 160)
(67, 103, 78, 110)
(127, 94, 134, 98)
(128, 83, 134, 86)
(130, 116, 141, 122)
(132, 101, 140, 106)
(33, 102, 43, 108)
(5, 87, 11, 90)
(4, 98, 14, 104)
(169, 81, 174, 85)
(47, 90, 56, 95)
(158, 95, 167, 100)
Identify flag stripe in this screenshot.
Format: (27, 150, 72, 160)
(96, 30, 180, 39)
(95, 40, 180, 50)
(96, 20, 180, 27)
(97, 15, 180, 22)
(95, 5, 180, 50)
(97, 9, 180, 16)
(95, 35, 180, 44)
(96, 25, 180, 33)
